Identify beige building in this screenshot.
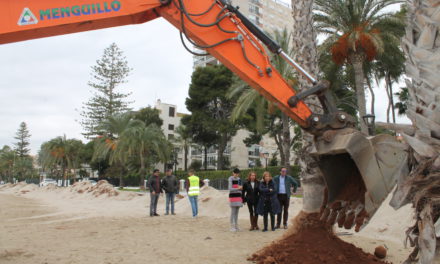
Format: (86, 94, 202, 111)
(193, 0, 293, 68)
(154, 99, 294, 170)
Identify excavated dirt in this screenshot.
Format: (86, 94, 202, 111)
(249, 212, 390, 264)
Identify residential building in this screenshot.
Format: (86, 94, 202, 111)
(193, 0, 294, 68)
(154, 99, 295, 171)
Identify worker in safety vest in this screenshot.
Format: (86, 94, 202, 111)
(185, 169, 204, 218)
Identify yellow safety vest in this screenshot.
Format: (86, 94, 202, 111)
(188, 175, 200, 196)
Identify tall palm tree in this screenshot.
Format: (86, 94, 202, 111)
(228, 28, 296, 168)
(117, 121, 170, 186)
(39, 136, 83, 185)
(390, 1, 440, 262)
(291, 0, 325, 213)
(0, 146, 15, 183)
(175, 124, 191, 171)
(314, 0, 404, 133)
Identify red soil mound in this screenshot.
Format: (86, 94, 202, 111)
(249, 212, 390, 264)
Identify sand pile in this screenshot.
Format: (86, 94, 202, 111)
(249, 212, 390, 264)
(176, 186, 230, 218)
(0, 183, 13, 190)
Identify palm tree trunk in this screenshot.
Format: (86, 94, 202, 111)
(386, 73, 396, 124)
(281, 113, 291, 170)
(385, 76, 391, 123)
(291, 0, 325, 213)
(184, 145, 188, 171)
(366, 81, 375, 117)
(217, 133, 228, 170)
(274, 132, 285, 166)
(203, 146, 208, 170)
(393, 0, 440, 261)
(351, 53, 368, 134)
(139, 154, 145, 187)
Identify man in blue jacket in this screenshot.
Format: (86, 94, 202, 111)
(273, 167, 299, 229)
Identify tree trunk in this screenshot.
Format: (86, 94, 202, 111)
(350, 53, 368, 134)
(281, 113, 291, 170)
(385, 75, 391, 123)
(393, 0, 440, 261)
(139, 154, 145, 187)
(204, 146, 208, 170)
(274, 132, 285, 166)
(386, 73, 396, 124)
(184, 144, 188, 171)
(217, 133, 228, 170)
(366, 81, 375, 117)
(291, 0, 325, 213)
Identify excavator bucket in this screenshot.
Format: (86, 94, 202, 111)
(313, 130, 408, 231)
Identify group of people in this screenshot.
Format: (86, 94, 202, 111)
(147, 167, 299, 233)
(229, 167, 298, 232)
(147, 168, 203, 217)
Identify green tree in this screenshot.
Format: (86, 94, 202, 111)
(132, 107, 163, 127)
(117, 122, 170, 186)
(93, 113, 138, 186)
(228, 29, 300, 169)
(394, 87, 408, 116)
(80, 43, 133, 139)
(14, 122, 31, 157)
(314, 0, 404, 133)
(184, 65, 238, 170)
(0, 146, 15, 183)
(39, 136, 84, 185)
(12, 122, 34, 180)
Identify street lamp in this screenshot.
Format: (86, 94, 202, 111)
(362, 114, 376, 136)
(263, 152, 269, 170)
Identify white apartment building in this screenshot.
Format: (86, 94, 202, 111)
(193, 0, 294, 68)
(154, 99, 293, 171)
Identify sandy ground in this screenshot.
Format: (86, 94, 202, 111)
(0, 182, 413, 264)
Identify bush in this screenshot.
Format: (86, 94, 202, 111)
(189, 160, 202, 171)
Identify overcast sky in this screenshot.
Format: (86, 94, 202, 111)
(0, 5, 409, 155)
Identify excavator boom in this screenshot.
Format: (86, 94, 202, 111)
(0, 0, 408, 231)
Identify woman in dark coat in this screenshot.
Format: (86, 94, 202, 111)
(257, 171, 281, 232)
(242, 171, 260, 231)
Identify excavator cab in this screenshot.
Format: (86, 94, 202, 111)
(314, 130, 408, 231)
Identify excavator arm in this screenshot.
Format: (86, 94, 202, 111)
(0, 0, 408, 231)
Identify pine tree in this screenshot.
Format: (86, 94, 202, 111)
(14, 122, 31, 157)
(80, 43, 133, 139)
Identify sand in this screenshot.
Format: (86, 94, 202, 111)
(0, 182, 414, 263)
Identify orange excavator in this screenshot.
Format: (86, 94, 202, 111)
(0, 0, 408, 230)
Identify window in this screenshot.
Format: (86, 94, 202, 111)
(168, 124, 175, 130)
(169, 107, 175, 117)
(168, 134, 174, 140)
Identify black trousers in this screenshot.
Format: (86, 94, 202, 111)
(263, 200, 275, 230)
(247, 201, 258, 217)
(277, 194, 289, 226)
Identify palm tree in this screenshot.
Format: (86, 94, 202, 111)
(39, 136, 83, 186)
(0, 146, 15, 183)
(117, 121, 170, 186)
(174, 124, 191, 171)
(291, 0, 325, 213)
(314, 0, 404, 133)
(389, 1, 440, 261)
(228, 28, 296, 169)
(93, 113, 137, 186)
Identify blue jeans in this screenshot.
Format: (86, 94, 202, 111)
(165, 193, 175, 214)
(150, 193, 159, 216)
(188, 195, 198, 217)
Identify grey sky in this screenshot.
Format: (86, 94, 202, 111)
(0, 4, 409, 155)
